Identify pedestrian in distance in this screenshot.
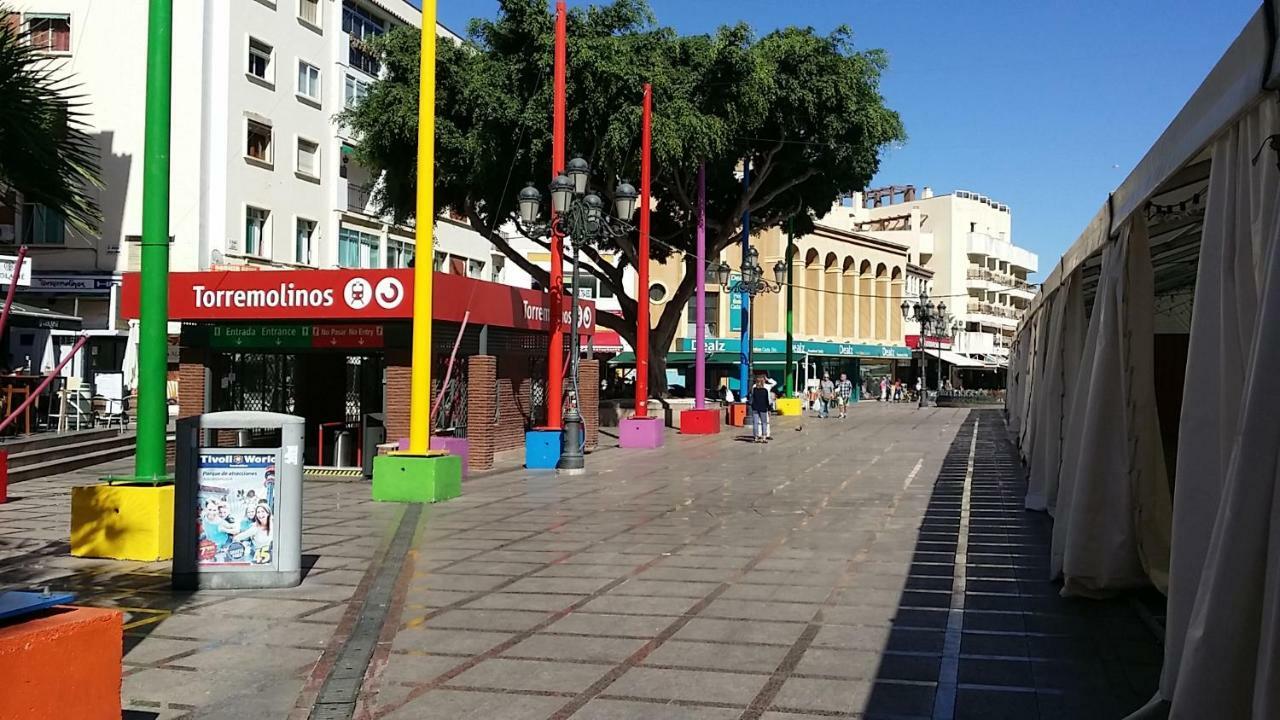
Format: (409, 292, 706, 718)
(749, 374, 772, 443)
(879, 377, 888, 402)
(819, 373, 835, 419)
(836, 372, 854, 419)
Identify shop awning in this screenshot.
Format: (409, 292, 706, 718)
(4, 302, 81, 330)
(923, 348, 985, 368)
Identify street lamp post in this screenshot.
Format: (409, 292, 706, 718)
(516, 159, 638, 473)
(713, 247, 785, 383)
(901, 292, 953, 408)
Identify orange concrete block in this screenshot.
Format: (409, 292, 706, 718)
(0, 606, 122, 720)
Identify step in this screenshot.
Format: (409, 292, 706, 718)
(0, 428, 123, 456)
(8, 434, 135, 471)
(8, 444, 137, 484)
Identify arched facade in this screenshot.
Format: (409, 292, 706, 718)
(858, 259, 873, 342)
(803, 249, 820, 336)
(823, 253, 839, 338)
(890, 266, 904, 341)
(841, 257, 856, 339)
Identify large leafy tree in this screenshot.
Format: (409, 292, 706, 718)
(0, 9, 101, 235)
(343, 0, 903, 392)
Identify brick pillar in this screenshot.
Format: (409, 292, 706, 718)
(467, 355, 496, 471)
(580, 359, 599, 451)
(384, 349, 411, 446)
(177, 346, 207, 419)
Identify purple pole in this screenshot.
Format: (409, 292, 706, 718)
(695, 161, 707, 410)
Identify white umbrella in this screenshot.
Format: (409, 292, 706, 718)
(121, 320, 139, 392)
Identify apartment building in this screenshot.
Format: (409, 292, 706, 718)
(0, 1, 498, 362)
(826, 185, 1039, 364)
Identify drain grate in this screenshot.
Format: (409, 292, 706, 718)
(308, 503, 422, 719)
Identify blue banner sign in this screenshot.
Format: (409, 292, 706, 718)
(679, 337, 912, 360)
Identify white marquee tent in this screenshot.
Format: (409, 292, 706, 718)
(1008, 5, 1280, 717)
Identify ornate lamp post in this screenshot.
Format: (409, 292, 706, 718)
(901, 292, 954, 408)
(516, 158, 638, 472)
(712, 247, 785, 383)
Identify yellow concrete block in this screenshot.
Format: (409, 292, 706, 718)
(71, 484, 174, 561)
(776, 398, 803, 416)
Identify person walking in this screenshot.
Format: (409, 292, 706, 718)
(749, 374, 772, 443)
(819, 373, 835, 419)
(835, 372, 853, 419)
(879, 376, 888, 402)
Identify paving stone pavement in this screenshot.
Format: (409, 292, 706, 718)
(0, 404, 1161, 719)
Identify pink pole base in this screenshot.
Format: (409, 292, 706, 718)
(618, 417, 665, 449)
(679, 408, 721, 435)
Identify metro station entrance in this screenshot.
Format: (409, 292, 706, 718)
(208, 350, 385, 465)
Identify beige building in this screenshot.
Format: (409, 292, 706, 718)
(823, 185, 1039, 364)
(643, 223, 917, 392)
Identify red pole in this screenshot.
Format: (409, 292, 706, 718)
(545, 0, 567, 429)
(0, 246, 29, 343)
(0, 334, 87, 434)
(634, 83, 652, 419)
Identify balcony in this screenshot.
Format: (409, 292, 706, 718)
(964, 300, 1021, 327)
(966, 267, 1036, 297)
(967, 232, 1039, 273)
(347, 183, 374, 214)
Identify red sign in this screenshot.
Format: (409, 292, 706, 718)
(121, 269, 594, 334)
(313, 324, 384, 348)
(905, 334, 953, 350)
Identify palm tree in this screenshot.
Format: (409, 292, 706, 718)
(0, 7, 101, 237)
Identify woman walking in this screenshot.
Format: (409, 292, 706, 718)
(750, 374, 772, 443)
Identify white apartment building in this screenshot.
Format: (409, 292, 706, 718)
(0, 0, 500, 353)
(826, 185, 1039, 364)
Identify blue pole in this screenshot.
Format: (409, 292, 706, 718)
(739, 161, 751, 395)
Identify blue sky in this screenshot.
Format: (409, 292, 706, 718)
(425, 0, 1259, 273)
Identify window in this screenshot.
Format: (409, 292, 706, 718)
(432, 252, 446, 272)
(564, 275, 597, 299)
(343, 74, 370, 108)
(338, 226, 380, 268)
(648, 283, 667, 303)
(298, 0, 320, 26)
(20, 204, 65, 245)
(342, 1, 383, 75)
(27, 14, 70, 53)
(248, 38, 273, 83)
(388, 238, 414, 268)
(297, 60, 321, 101)
(467, 259, 484, 279)
(296, 138, 319, 177)
(245, 207, 270, 256)
(685, 291, 719, 337)
(294, 219, 315, 264)
(246, 120, 272, 164)
(489, 256, 504, 283)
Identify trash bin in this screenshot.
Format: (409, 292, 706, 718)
(727, 402, 748, 427)
(173, 411, 304, 590)
(334, 431, 355, 468)
(362, 413, 386, 478)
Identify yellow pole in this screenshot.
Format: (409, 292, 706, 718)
(408, 0, 437, 455)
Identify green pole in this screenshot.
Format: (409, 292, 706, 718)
(134, 0, 172, 483)
(784, 218, 795, 396)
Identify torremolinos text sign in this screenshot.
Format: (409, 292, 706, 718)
(120, 269, 595, 334)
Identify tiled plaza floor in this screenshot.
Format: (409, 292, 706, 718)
(0, 404, 1161, 719)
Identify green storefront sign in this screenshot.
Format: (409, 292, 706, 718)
(677, 337, 911, 360)
(209, 324, 313, 349)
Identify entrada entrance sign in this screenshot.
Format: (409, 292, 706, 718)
(120, 269, 595, 334)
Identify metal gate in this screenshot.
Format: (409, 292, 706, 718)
(211, 353, 297, 414)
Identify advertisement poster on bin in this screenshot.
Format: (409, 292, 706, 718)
(196, 451, 278, 567)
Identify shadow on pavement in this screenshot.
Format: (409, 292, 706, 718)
(863, 410, 1163, 720)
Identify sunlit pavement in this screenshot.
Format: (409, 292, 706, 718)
(0, 404, 1160, 719)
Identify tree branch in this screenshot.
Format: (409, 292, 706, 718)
(748, 168, 818, 215)
(466, 204, 551, 288)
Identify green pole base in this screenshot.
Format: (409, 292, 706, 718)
(371, 453, 461, 504)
